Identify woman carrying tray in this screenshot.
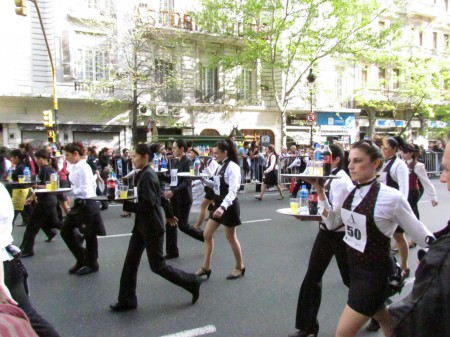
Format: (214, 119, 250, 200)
(20, 149, 62, 257)
(196, 139, 245, 280)
(306, 140, 433, 337)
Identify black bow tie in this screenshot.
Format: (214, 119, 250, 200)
(354, 178, 377, 189)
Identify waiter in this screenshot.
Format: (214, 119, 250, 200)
(110, 144, 202, 311)
(289, 144, 353, 337)
(160, 139, 204, 259)
(61, 142, 106, 276)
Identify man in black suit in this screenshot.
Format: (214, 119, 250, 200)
(161, 139, 204, 259)
(110, 144, 202, 312)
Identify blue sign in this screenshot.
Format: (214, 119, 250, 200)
(317, 113, 355, 129)
(376, 119, 405, 128)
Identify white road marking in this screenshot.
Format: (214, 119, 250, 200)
(242, 219, 271, 223)
(160, 325, 216, 337)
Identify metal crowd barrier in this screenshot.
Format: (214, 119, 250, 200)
(422, 151, 443, 176)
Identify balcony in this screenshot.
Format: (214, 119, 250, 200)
(195, 90, 224, 104)
(407, 1, 439, 18)
(74, 82, 114, 94)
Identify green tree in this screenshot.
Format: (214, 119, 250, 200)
(195, 0, 399, 146)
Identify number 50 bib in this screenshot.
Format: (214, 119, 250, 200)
(341, 209, 367, 253)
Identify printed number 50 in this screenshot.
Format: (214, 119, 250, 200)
(347, 225, 361, 240)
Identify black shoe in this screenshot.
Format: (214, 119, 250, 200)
(189, 276, 202, 304)
(45, 231, 57, 242)
(164, 253, 179, 260)
(366, 318, 381, 331)
(195, 267, 212, 280)
(68, 261, 86, 274)
(226, 267, 246, 280)
(76, 265, 99, 276)
(288, 330, 318, 337)
(20, 251, 34, 258)
(109, 302, 137, 312)
(100, 206, 108, 211)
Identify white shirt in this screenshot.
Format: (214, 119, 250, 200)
(405, 159, 438, 202)
(380, 156, 409, 198)
(321, 182, 433, 247)
(264, 153, 276, 174)
(318, 168, 354, 231)
(0, 183, 14, 261)
(67, 159, 97, 199)
(203, 158, 241, 210)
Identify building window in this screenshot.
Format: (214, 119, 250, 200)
(392, 68, 400, 90)
(379, 67, 387, 89)
(362, 65, 368, 85)
(444, 34, 449, 48)
(238, 69, 254, 101)
(197, 66, 218, 102)
(154, 59, 173, 86)
(433, 32, 438, 49)
(74, 48, 108, 81)
(419, 31, 423, 47)
(445, 0, 449, 12)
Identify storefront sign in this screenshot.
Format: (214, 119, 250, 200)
(317, 113, 355, 130)
(375, 119, 405, 128)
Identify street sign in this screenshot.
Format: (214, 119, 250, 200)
(307, 113, 316, 122)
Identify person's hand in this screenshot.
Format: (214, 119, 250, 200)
(24, 197, 34, 205)
(213, 207, 224, 219)
(0, 283, 18, 306)
(164, 191, 173, 199)
(166, 216, 178, 227)
(431, 200, 438, 207)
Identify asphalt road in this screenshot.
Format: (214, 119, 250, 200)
(12, 178, 448, 337)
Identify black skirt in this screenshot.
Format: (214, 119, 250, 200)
(209, 199, 241, 227)
(263, 170, 278, 187)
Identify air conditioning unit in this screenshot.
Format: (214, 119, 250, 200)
(171, 107, 182, 117)
(155, 105, 168, 116)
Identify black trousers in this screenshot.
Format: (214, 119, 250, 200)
(117, 229, 197, 306)
(61, 200, 103, 267)
(20, 200, 61, 254)
(4, 260, 60, 337)
(295, 229, 349, 332)
(165, 199, 204, 255)
(407, 190, 420, 220)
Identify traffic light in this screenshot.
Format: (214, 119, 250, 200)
(43, 110, 54, 127)
(14, 0, 27, 16)
(47, 130, 55, 143)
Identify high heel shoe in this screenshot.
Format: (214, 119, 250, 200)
(226, 266, 245, 280)
(278, 195, 284, 200)
(254, 196, 262, 201)
(196, 267, 212, 280)
(120, 213, 132, 218)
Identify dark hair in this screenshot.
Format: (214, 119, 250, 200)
(214, 139, 239, 164)
(87, 146, 97, 156)
(122, 148, 129, 155)
(149, 143, 160, 154)
(402, 143, 418, 160)
(174, 139, 188, 153)
(267, 144, 276, 155)
(243, 141, 250, 147)
(135, 144, 152, 160)
(0, 156, 5, 178)
(351, 140, 383, 171)
(10, 149, 26, 162)
(64, 142, 85, 156)
(35, 149, 59, 171)
(383, 136, 405, 151)
(186, 139, 193, 149)
(329, 144, 345, 168)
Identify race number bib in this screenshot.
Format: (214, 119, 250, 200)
(341, 208, 367, 253)
(170, 169, 178, 187)
(213, 176, 221, 195)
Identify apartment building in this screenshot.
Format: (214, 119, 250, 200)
(0, 0, 448, 150)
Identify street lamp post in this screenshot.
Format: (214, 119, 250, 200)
(306, 68, 316, 147)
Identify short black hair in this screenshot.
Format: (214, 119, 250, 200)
(135, 144, 152, 160)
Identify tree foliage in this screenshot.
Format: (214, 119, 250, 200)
(194, 0, 399, 145)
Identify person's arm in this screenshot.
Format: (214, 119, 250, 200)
(396, 161, 409, 198)
(393, 195, 434, 247)
(415, 163, 438, 206)
(264, 154, 276, 173)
